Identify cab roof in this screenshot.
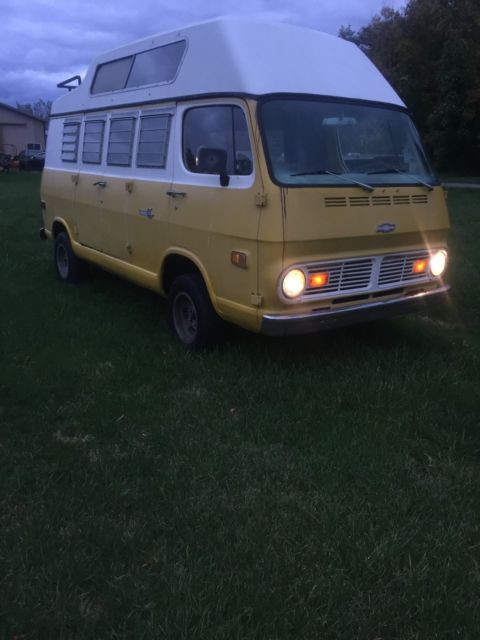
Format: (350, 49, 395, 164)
(51, 18, 405, 115)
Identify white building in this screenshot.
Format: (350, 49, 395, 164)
(0, 102, 46, 156)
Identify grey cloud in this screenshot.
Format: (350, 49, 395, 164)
(0, 0, 406, 106)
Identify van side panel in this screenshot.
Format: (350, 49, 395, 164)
(125, 177, 172, 275)
(41, 118, 79, 239)
(169, 99, 263, 332)
(123, 107, 175, 276)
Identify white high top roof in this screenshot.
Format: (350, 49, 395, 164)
(52, 18, 405, 115)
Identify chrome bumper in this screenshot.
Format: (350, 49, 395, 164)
(260, 286, 450, 337)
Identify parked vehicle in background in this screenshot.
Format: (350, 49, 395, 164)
(0, 153, 12, 172)
(40, 18, 450, 349)
(18, 150, 45, 171)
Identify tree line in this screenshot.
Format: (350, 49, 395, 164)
(340, 0, 480, 174)
(16, 99, 52, 121)
(14, 2, 480, 174)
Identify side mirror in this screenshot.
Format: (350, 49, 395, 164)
(219, 173, 230, 187)
(196, 147, 229, 186)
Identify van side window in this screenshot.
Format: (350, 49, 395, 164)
(183, 106, 253, 175)
(127, 42, 186, 89)
(91, 41, 185, 94)
(61, 122, 80, 162)
(82, 120, 105, 164)
(91, 56, 134, 94)
(107, 117, 136, 166)
(137, 114, 171, 168)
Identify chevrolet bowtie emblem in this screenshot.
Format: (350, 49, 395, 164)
(376, 222, 396, 233)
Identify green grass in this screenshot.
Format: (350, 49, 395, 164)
(440, 175, 480, 184)
(1, 172, 480, 639)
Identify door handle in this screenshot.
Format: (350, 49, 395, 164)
(166, 190, 187, 198)
(93, 181, 107, 188)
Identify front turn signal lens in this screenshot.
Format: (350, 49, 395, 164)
(308, 272, 329, 288)
(282, 269, 306, 299)
(429, 250, 448, 277)
(412, 259, 428, 274)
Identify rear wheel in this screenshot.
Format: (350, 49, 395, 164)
(54, 232, 85, 283)
(168, 273, 224, 350)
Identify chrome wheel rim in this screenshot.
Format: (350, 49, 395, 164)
(56, 244, 69, 279)
(173, 292, 198, 344)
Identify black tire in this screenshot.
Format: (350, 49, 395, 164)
(54, 232, 85, 283)
(168, 273, 224, 350)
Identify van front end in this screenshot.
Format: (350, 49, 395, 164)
(256, 95, 450, 336)
(259, 242, 450, 337)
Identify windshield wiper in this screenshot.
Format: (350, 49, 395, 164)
(367, 167, 434, 191)
(290, 169, 374, 193)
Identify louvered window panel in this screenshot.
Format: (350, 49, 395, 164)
(107, 117, 136, 166)
(61, 122, 80, 162)
(82, 120, 105, 164)
(137, 114, 171, 168)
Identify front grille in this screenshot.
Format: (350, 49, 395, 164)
(304, 258, 373, 297)
(378, 250, 430, 287)
(300, 250, 433, 301)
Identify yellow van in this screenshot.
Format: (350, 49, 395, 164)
(40, 18, 450, 348)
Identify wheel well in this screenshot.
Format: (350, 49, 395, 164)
(52, 220, 68, 239)
(162, 254, 202, 295)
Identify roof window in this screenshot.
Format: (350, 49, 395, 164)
(91, 41, 186, 94)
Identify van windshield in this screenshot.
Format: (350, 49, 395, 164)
(260, 98, 438, 188)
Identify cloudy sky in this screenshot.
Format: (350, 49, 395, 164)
(2, 0, 406, 108)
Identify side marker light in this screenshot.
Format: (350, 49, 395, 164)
(231, 251, 247, 268)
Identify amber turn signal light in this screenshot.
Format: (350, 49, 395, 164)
(412, 259, 428, 274)
(308, 272, 329, 288)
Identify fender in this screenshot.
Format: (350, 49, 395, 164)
(161, 246, 219, 309)
(160, 247, 261, 331)
(50, 216, 75, 243)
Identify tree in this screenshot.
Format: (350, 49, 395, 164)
(339, 0, 480, 173)
(16, 99, 52, 121)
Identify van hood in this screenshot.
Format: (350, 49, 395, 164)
(281, 186, 450, 263)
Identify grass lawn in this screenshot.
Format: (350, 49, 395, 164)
(441, 176, 480, 184)
(1, 173, 480, 639)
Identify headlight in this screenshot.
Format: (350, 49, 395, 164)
(282, 268, 306, 298)
(430, 250, 447, 277)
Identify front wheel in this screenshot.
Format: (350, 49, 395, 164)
(168, 273, 224, 350)
(54, 232, 85, 283)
